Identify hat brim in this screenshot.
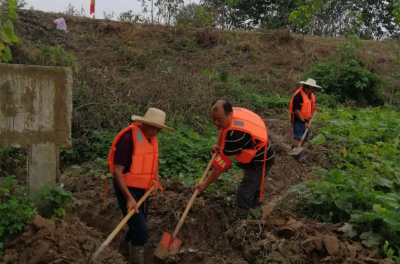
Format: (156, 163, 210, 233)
(299, 81, 322, 89)
(131, 115, 175, 131)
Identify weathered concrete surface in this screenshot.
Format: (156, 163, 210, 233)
(0, 64, 72, 148)
(28, 143, 60, 195)
(0, 64, 72, 195)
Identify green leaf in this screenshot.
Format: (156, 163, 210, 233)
(338, 223, 357, 238)
(1, 32, 11, 44)
(7, 7, 18, 19)
(393, 156, 400, 169)
(311, 134, 326, 145)
(374, 177, 393, 188)
(8, 0, 18, 9)
(335, 199, 353, 214)
(2, 46, 11, 62)
(360, 231, 382, 248)
(289, 185, 310, 195)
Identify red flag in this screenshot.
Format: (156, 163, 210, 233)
(90, 0, 95, 15)
(212, 152, 232, 173)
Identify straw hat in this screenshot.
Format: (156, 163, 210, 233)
(131, 108, 174, 131)
(299, 78, 322, 89)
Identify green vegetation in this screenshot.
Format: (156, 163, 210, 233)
(0, 174, 36, 259)
(290, 106, 400, 254)
(304, 36, 383, 105)
(38, 185, 75, 220)
(0, 0, 19, 62)
(28, 43, 75, 68)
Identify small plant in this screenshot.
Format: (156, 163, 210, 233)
(39, 185, 75, 220)
(0, 173, 37, 256)
(383, 241, 400, 263)
(29, 43, 75, 68)
(0, 0, 19, 62)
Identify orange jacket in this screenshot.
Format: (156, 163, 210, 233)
(107, 123, 163, 192)
(220, 108, 268, 202)
(289, 87, 315, 121)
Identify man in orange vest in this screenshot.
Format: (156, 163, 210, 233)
(195, 100, 275, 220)
(289, 79, 321, 161)
(107, 108, 174, 264)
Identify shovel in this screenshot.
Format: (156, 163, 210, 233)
(290, 112, 317, 156)
(154, 152, 218, 260)
(85, 181, 158, 264)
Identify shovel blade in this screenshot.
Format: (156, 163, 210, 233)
(290, 146, 304, 156)
(154, 232, 182, 260)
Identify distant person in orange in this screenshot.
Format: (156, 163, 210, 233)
(289, 79, 321, 161)
(107, 108, 174, 264)
(195, 100, 275, 220)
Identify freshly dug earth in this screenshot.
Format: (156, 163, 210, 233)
(2, 118, 387, 264)
(1, 215, 126, 264)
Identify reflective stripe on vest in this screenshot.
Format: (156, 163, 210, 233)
(220, 108, 268, 164)
(107, 123, 163, 193)
(289, 87, 315, 120)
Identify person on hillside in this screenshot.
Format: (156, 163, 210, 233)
(107, 108, 174, 264)
(195, 100, 275, 220)
(289, 78, 322, 161)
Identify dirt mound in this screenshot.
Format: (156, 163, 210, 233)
(63, 176, 236, 263)
(225, 216, 386, 264)
(1, 215, 125, 264)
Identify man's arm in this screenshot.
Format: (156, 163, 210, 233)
(211, 130, 223, 155)
(295, 109, 306, 122)
(113, 164, 138, 213)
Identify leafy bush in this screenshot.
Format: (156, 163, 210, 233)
(304, 36, 383, 105)
(158, 124, 216, 183)
(61, 130, 116, 168)
(38, 185, 75, 220)
(0, 174, 36, 256)
(28, 43, 75, 68)
(0, 0, 19, 62)
(290, 106, 400, 253)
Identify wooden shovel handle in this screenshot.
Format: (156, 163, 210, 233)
(171, 152, 217, 239)
(299, 111, 317, 145)
(93, 181, 158, 259)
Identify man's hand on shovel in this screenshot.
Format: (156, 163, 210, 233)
(211, 144, 221, 155)
(127, 197, 139, 214)
(194, 182, 207, 195)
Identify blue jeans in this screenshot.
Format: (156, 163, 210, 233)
(292, 120, 310, 141)
(114, 180, 150, 246)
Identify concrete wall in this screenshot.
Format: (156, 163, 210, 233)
(0, 64, 72, 195)
(0, 64, 72, 148)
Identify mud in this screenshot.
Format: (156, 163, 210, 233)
(1, 118, 385, 264)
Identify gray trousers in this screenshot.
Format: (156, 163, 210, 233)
(236, 155, 275, 211)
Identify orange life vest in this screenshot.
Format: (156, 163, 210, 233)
(107, 123, 163, 193)
(289, 87, 315, 121)
(220, 107, 268, 202)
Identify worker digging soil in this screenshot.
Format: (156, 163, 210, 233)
(195, 99, 275, 220)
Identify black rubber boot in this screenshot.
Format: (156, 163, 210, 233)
(118, 239, 129, 261)
(129, 243, 145, 264)
(235, 207, 249, 220)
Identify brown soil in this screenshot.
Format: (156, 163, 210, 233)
(2, 119, 388, 264)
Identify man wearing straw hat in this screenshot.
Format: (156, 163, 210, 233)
(289, 78, 321, 161)
(107, 108, 174, 264)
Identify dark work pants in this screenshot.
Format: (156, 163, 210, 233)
(236, 155, 276, 210)
(113, 180, 150, 246)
